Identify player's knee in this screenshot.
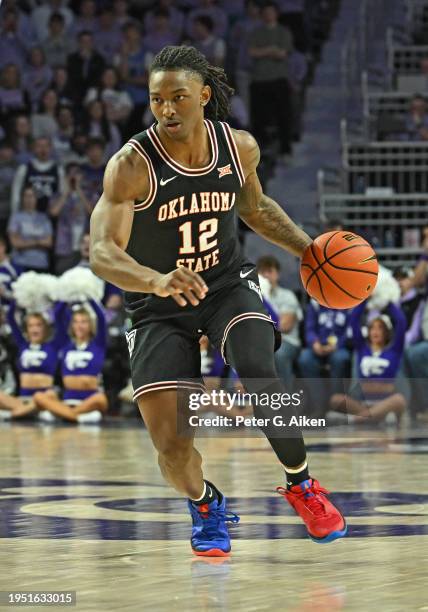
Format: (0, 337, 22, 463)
(157, 438, 194, 469)
(232, 357, 277, 380)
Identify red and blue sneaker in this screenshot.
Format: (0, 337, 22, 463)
(188, 488, 240, 557)
(277, 478, 347, 543)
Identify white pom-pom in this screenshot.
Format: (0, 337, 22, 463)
(57, 267, 104, 303)
(258, 274, 271, 299)
(367, 265, 400, 310)
(12, 272, 59, 312)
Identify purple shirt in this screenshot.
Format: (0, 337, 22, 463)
(350, 302, 406, 399)
(60, 300, 106, 401)
(8, 210, 53, 270)
(8, 301, 68, 396)
(51, 192, 89, 257)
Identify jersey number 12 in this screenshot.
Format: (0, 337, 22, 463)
(178, 219, 218, 254)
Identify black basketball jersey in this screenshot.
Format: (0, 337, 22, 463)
(124, 119, 248, 324)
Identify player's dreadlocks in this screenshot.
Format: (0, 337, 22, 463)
(150, 46, 234, 121)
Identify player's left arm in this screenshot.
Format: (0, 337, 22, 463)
(233, 129, 312, 258)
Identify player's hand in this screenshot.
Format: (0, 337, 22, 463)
(151, 266, 208, 307)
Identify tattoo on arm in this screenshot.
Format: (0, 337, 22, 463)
(237, 179, 312, 258)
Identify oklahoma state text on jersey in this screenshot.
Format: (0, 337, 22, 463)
(123, 120, 248, 321)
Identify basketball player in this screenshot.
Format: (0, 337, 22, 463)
(90, 46, 347, 556)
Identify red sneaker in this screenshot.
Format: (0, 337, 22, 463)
(277, 478, 347, 543)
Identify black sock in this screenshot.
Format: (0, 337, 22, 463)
(285, 465, 310, 488)
(190, 480, 219, 505)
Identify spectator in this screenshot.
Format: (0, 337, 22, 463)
(11, 137, 65, 214)
(42, 13, 74, 69)
(0, 143, 18, 236)
(1, 0, 37, 50)
(31, 89, 59, 140)
(80, 138, 106, 203)
(144, 0, 185, 40)
(49, 163, 93, 274)
(248, 2, 294, 160)
(403, 95, 428, 141)
(330, 302, 407, 424)
(0, 64, 29, 124)
(144, 9, 180, 56)
(32, 0, 74, 43)
(191, 16, 226, 67)
(393, 267, 425, 347)
(67, 31, 105, 104)
(8, 185, 53, 272)
(116, 23, 152, 134)
(62, 131, 89, 166)
(231, 0, 262, 110)
(50, 66, 75, 107)
(0, 234, 19, 303)
(84, 68, 133, 134)
(186, 0, 228, 39)
(52, 106, 75, 162)
(83, 100, 121, 160)
(403, 224, 428, 419)
(112, 0, 134, 29)
(71, 0, 98, 37)
(257, 255, 302, 387)
(25, 47, 54, 112)
(76, 232, 90, 268)
(298, 300, 351, 416)
(0, 8, 28, 71)
(94, 7, 123, 63)
(8, 115, 32, 164)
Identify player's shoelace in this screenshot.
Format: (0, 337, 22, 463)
(193, 506, 240, 538)
(276, 482, 331, 516)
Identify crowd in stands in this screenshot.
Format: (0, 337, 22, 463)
(1, 0, 426, 426)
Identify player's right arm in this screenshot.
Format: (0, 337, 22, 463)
(90, 147, 208, 307)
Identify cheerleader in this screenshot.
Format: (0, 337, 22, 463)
(33, 299, 108, 422)
(330, 300, 407, 423)
(0, 300, 67, 418)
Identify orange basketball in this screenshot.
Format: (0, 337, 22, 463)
(300, 231, 379, 309)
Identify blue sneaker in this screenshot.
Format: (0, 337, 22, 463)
(188, 487, 240, 556)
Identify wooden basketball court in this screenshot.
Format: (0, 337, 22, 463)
(0, 420, 426, 611)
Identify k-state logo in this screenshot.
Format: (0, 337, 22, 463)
(21, 349, 48, 368)
(217, 164, 233, 178)
(65, 350, 93, 371)
(125, 330, 136, 357)
(360, 355, 390, 377)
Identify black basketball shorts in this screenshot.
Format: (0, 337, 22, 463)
(125, 265, 281, 403)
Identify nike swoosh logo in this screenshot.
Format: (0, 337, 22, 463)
(240, 268, 255, 278)
(160, 176, 178, 186)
